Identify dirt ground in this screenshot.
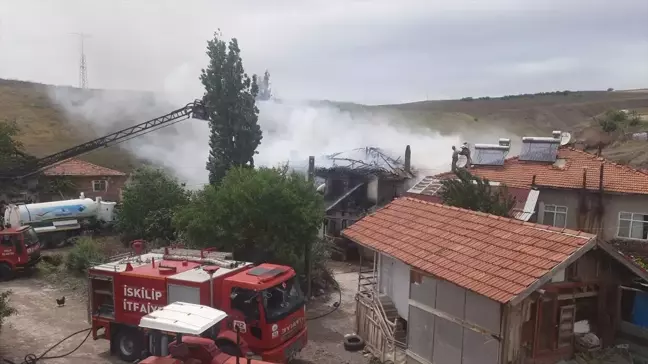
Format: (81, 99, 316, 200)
(0, 261, 369, 364)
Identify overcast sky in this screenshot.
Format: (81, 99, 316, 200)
(0, 0, 647, 104)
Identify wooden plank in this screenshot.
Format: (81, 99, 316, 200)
(557, 291, 598, 300)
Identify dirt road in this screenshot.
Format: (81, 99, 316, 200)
(0, 263, 368, 364)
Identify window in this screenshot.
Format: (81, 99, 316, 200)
(617, 212, 648, 240)
(230, 288, 260, 321)
(543, 205, 568, 228)
(92, 180, 108, 192)
(1, 235, 14, 247)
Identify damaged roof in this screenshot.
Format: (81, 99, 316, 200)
(342, 197, 596, 304)
(315, 147, 413, 179)
(405, 176, 540, 222)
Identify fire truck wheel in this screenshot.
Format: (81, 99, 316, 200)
(0, 263, 13, 281)
(115, 329, 143, 362)
(343, 334, 365, 352)
(215, 340, 242, 357)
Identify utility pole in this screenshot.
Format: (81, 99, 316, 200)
(306, 156, 315, 299)
(71, 33, 91, 89)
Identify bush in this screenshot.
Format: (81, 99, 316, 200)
(0, 290, 17, 330)
(42, 253, 64, 266)
(117, 167, 189, 243)
(65, 237, 106, 273)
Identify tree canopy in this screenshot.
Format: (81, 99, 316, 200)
(173, 166, 324, 272)
(439, 168, 516, 217)
(200, 31, 263, 185)
(0, 119, 33, 170)
(116, 167, 189, 243)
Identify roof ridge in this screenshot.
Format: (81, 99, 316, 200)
(44, 158, 126, 176)
(401, 196, 594, 239)
(566, 147, 648, 177)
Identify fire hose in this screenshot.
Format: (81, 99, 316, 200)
(1, 328, 91, 364)
(306, 280, 342, 321)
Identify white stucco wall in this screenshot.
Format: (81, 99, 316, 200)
(378, 253, 410, 319)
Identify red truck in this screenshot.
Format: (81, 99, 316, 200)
(0, 225, 41, 281)
(87, 245, 307, 363)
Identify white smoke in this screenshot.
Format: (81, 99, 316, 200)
(47, 84, 463, 188)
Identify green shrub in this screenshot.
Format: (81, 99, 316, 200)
(65, 237, 106, 273)
(42, 253, 64, 266)
(0, 290, 17, 330)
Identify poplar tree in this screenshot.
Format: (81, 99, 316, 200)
(200, 31, 262, 185)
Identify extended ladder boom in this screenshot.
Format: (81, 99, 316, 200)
(2, 99, 208, 179)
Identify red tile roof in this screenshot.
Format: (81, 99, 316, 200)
(42, 158, 126, 177)
(342, 197, 595, 303)
(449, 148, 648, 195)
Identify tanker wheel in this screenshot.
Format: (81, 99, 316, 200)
(216, 340, 242, 357)
(0, 263, 14, 281)
(115, 329, 143, 362)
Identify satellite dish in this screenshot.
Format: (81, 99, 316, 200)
(316, 183, 326, 194)
(456, 155, 468, 168)
(560, 132, 572, 146)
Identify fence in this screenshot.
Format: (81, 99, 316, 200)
(356, 292, 401, 363)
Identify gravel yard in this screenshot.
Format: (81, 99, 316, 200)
(0, 261, 368, 364)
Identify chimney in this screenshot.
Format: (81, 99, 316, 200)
(498, 138, 511, 148)
(404, 145, 411, 174)
(552, 130, 561, 139)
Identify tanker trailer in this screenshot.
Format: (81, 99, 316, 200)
(3, 193, 116, 249)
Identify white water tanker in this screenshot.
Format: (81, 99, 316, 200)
(4, 193, 117, 248)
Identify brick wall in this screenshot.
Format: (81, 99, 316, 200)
(42, 175, 128, 202)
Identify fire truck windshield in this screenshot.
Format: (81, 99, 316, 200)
(22, 228, 39, 247)
(262, 276, 305, 323)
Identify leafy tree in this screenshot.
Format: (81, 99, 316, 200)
(174, 165, 324, 273)
(596, 109, 641, 134)
(439, 169, 516, 217)
(42, 177, 78, 199)
(117, 167, 189, 243)
(257, 70, 272, 101)
(0, 119, 34, 170)
(0, 290, 16, 330)
(200, 31, 263, 185)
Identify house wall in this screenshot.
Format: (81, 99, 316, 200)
(41, 175, 127, 203)
(535, 188, 648, 241)
(378, 253, 410, 319)
(406, 273, 501, 364)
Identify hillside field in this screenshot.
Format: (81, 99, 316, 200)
(1, 78, 648, 173)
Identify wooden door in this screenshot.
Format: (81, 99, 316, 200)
(557, 305, 576, 348)
(535, 298, 556, 354)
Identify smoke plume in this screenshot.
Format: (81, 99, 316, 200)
(48, 84, 469, 188)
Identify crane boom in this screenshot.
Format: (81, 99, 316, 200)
(1, 99, 207, 179)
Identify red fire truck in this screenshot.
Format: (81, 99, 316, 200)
(87, 245, 307, 363)
(0, 225, 41, 281)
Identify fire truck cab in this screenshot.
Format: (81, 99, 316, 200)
(88, 247, 307, 363)
(0, 225, 41, 281)
(137, 301, 276, 364)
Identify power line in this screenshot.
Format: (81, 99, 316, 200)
(70, 32, 91, 89)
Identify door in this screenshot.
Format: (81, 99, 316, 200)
(535, 298, 556, 354)
(379, 255, 393, 296)
(557, 305, 576, 348)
